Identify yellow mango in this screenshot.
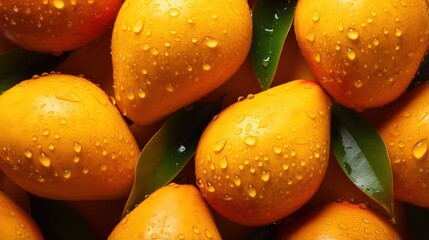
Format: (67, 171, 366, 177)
(0, 73, 139, 200)
(195, 80, 331, 226)
(108, 183, 221, 239)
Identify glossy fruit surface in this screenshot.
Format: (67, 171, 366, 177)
(195, 80, 331, 226)
(111, 0, 252, 125)
(0, 73, 139, 200)
(294, 0, 429, 110)
(0, 0, 122, 53)
(0, 191, 44, 240)
(377, 82, 429, 207)
(108, 183, 221, 239)
(278, 201, 401, 239)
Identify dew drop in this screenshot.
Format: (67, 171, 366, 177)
(273, 146, 282, 154)
(314, 52, 321, 63)
(205, 37, 218, 48)
(244, 136, 258, 146)
(220, 156, 228, 169)
(206, 181, 215, 192)
(247, 184, 257, 197)
(213, 139, 227, 152)
(346, 28, 359, 40)
(137, 88, 146, 99)
(38, 152, 51, 168)
(73, 156, 80, 163)
(24, 149, 33, 159)
(133, 20, 144, 33)
(100, 163, 107, 171)
(53, 0, 65, 9)
(312, 11, 320, 22)
(354, 79, 363, 88)
(205, 229, 212, 239)
(347, 48, 356, 60)
(395, 28, 402, 37)
(73, 142, 82, 153)
(193, 226, 200, 234)
(165, 84, 174, 92)
(202, 62, 211, 71)
(306, 33, 315, 42)
(63, 169, 71, 179)
(233, 175, 241, 186)
(261, 170, 270, 182)
(282, 163, 289, 171)
(168, 8, 180, 17)
(412, 138, 428, 160)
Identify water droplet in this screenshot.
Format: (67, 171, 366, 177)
(220, 156, 228, 169)
(354, 79, 363, 88)
(205, 37, 218, 48)
(38, 152, 51, 167)
(287, 178, 293, 185)
(24, 149, 33, 158)
(206, 181, 215, 192)
(233, 175, 241, 186)
(247, 184, 257, 197)
(150, 47, 159, 56)
(193, 226, 200, 234)
(362, 217, 369, 224)
(213, 139, 227, 152)
(73, 156, 80, 163)
(36, 176, 45, 183)
(306, 33, 315, 42)
(48, 143, 55, 151)
(398, 141, 405, 149)
(338, 224, 348, 230)
(100, 163, 107, 171)
(244, 136, 258, 146)
(59, 118, 67, 125)
(347, 48, 356, 60)
(53, 0, 65, 9)
(73, 142, 82, 153)
(282, 163, 289, 171)
(261, 171, 270, 182)
(273, 146, 282, 154)
(258, 120, 268, 128)
(205, 229, 212, 239)
(55, 93, 81, 102)
(346, 28, 359, 40)
(395, 28, 402, 37)
(133, 20, 144, 33)
(202, 62, 211, 71)
(63, 169, 71, 179)
(165, 84, 174, 92)
(412, 138, 428, 160)
(314, 52, 321, 63)
(168, 8, 180, 17)
(312, 11, 320, 22)
(261, 56, 271, 68)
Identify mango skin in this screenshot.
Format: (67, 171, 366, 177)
(0, 0, 122, 53)
(294, 0, 429, 110)
(108, 183, 221, 240)
(195, 80, 331, 226)
(377, 82, 429, 207)
(0, 74, 139, 200)
(111, 0, 252, 126)
(278, 201, 401, 240)
(0, 191, 44, 240)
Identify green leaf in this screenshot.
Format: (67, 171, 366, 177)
(30, 196, 96, 240)
(331, 103, 394, 218)
(250, 0, 297, 90)
(0, 48, 69, 93)
(122, 99, 222, 218)
(405, 204, 429, 240)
